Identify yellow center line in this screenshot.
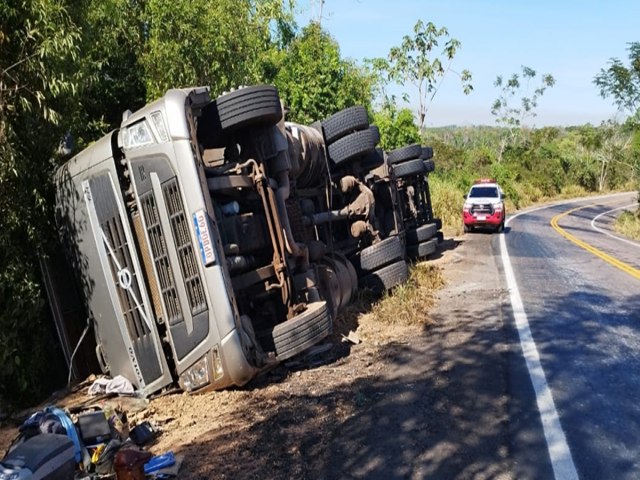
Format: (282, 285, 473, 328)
(550, 204, 640, 280)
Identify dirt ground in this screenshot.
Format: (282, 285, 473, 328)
(0, 232, 514, 479)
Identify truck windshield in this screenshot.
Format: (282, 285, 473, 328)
(469, 187, 498, 198)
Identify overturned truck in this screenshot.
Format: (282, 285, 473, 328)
(54, 85, 440, 396)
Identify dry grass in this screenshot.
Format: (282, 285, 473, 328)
(371, 262, 445, 326)
(615, 209, 640, 240)
(430, 177, 465, 235)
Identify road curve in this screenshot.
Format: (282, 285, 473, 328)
(503, 192, 640, 480)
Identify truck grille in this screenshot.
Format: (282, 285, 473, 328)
(162, 180, 207, 318)
(471, 203, 494, 215)
(140, 192, 183, 325)
(102, 215, 150, 340)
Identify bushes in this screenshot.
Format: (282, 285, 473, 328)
(425, 124, 638, 227)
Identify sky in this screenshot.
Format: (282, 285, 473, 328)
(296, 0, 640, 127)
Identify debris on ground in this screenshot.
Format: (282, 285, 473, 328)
(0, 396, 179, 479)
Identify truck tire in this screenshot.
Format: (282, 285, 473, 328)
(327, 128, 376, 165)
(369, 124, 380, 145)
(387, 144, 423, 165)
(433, 217, 442, 230)
(271, 301, 332, 361)
(351, 235, 404, 273)
(424, 159, 435, 172)
(322, 106, 369, 144)
(421, 146, 434, 160)
(392, 158, 427, 178)
(359, 259, 409, 294)
(215, 85, 282, 131)
(199, 86, 282, 147)
(360, 147, 385, 172)
(406, 223, 437, 245)
(407, 238, 437, 260)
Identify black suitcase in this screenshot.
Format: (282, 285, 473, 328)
(0, 434, 76, 480)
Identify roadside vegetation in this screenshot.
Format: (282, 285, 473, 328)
(1, 0, 639, 409)
(615, 207, 640, 240)
(372, 263, 445, 326)
(424, 123, 639, 235)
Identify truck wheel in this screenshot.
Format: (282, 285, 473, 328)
(327, 128, 376, 165)
(406, 223, 437, 245)
(271, 301, 332, 361)
(215, 85, 282, 130)
(387, 144, 423, 165)
(359, 147, 385, 172)
(497, 220, 505, 233)
(421, 146, 434, 160)
(424, 159, 435, 172)
(433, 217, 442, 230)
(392, 158, 427, 178)
(321, 106, 369, 144)
(199, 85, 283, 147)
(463, 224, 471, 233)
(351, 235, 404, 273)
(369, 125, 380, 146)
(359, 259, 409, 294)
(329, 251, 358, 296)
(407, 238, 437, 260)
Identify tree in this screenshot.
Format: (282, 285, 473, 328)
(491, 65, 555, 161)
(142, 0, 295, 101)
(0, 0, 82, 406)
(371, 20, 472, 130)
(372, 104, 420, 150)
(594, 42, 640, 202)
(594, 42, 640, 116)
(61, 0, 148, 147)
(273, 22, 374, 124)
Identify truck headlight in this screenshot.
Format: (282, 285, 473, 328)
(120, 120, 154, 150)
(178, 355, 211, 392)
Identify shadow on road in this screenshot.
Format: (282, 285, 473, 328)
(168, 304, 518, 479)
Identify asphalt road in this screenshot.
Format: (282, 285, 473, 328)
(503, 192, 640, 480)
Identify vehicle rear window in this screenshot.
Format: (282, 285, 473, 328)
(469, 187, 498, 198)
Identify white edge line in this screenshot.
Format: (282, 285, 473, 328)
(591, 203, 640, 249)
(501, 207, 580, 480)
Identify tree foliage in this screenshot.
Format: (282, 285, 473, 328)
(273, 22, 374, 124)
(372, 104, 420, 150)
(68, 0, 147, 145)
(372, 20, 473, 130)
(594, 42, 640, 115)
(492, 66, 556, 128)
(142, 0, 295, 101)
(0, 0, 81, 405)
(593, 42, 640, 199)
(491, 65, 555, 161)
